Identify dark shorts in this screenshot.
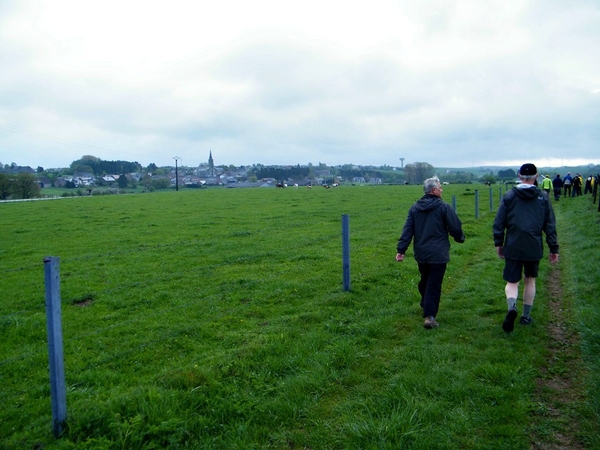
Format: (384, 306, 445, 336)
(503, 258, 539, 283)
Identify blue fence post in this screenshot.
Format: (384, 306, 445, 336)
(475, 190, 479, 219)
(342, 214, 351, 291)
(499, 186, 503, 208)
(44, 256, 67, 437)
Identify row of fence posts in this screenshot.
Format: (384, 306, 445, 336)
(449, 187, 504, 219)
(456, 186, 504, 219)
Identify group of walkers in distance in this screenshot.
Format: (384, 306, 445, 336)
(541, 172, 596, 201)
(396, 163, 559, 333)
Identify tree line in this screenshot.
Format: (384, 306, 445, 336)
(254, 165, 311, 181)
(0, 173, 41, 200)
(252, 162, 437, 185)
(70, 155, 142, 175)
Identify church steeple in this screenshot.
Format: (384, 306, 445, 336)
(208, 151, 215, 177)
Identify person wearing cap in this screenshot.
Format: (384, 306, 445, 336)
(493, 163, 559, 332)
(396, 176, 465, 329)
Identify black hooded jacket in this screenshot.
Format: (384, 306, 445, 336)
(493, 185, 558, 260)
(397, 194, 465, 264)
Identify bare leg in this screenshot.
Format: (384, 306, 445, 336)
(523, 277, 536, 305)
(505, 282, 519, 308)
(522, 277, 536, 320)
(502, 282, 519, 332)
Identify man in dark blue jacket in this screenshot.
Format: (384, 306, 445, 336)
(552, 174, 563, 201)
(396, 176, 465, 329)
(493, 163, 559, 333)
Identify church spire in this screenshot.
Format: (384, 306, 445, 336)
(208, 150, 215, 177)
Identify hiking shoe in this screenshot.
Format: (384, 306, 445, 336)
(520, 316, 533, 325)
(424, 316, 439, 329)
(502, 309, 518, 332)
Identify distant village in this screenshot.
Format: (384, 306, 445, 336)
(3, 152, 599, 196)
(2, 152, 394, 191)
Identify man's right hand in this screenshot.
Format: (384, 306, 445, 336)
(496, 246, 505, 259)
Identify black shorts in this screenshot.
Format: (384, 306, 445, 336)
(503, 258, 539, 283)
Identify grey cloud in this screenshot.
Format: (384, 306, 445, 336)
(1, 0, 600, 169)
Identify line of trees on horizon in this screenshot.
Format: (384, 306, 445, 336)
(0, 173, 41, 200)
(69, 155, 142, 176)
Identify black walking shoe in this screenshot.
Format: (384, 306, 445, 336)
(424, 316, 439, 329)
(520, 316, 533, 325)
(502, 309, 518, 332)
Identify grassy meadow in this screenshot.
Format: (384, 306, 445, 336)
(1, 185, 599, 449)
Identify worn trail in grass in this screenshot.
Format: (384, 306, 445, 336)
(530, 263, 586, 449)
(528, 196, 600, 449)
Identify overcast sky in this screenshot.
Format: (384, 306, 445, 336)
(1, 0, 599, 170)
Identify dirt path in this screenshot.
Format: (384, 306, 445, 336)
(531, 265, 585, 449)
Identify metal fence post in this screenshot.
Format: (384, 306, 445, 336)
(475, 190, 479, 219)
(342, 215, 351, 291)
(44, 256, 67, 437)
(489, 187, 493, 212)
(597, 176, 600, 212)
(593, 180, 596, 204)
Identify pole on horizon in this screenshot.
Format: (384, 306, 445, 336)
(173, 156, 181, 191)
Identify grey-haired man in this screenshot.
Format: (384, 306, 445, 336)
(396, 176, 465, 329)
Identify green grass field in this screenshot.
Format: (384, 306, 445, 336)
(1, 185, 599, 449)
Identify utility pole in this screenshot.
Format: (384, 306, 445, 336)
(173, 156, 181, 191)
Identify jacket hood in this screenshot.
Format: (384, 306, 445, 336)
(514, 185, 541, 200)
(414, 194, 443, 211)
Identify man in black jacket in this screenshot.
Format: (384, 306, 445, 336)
(552, 174, 563, 201)
(396, 176, 465, 329)
(493, 163, 559, 332)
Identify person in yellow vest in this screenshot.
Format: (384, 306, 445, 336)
(541, 175, 552, 197)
